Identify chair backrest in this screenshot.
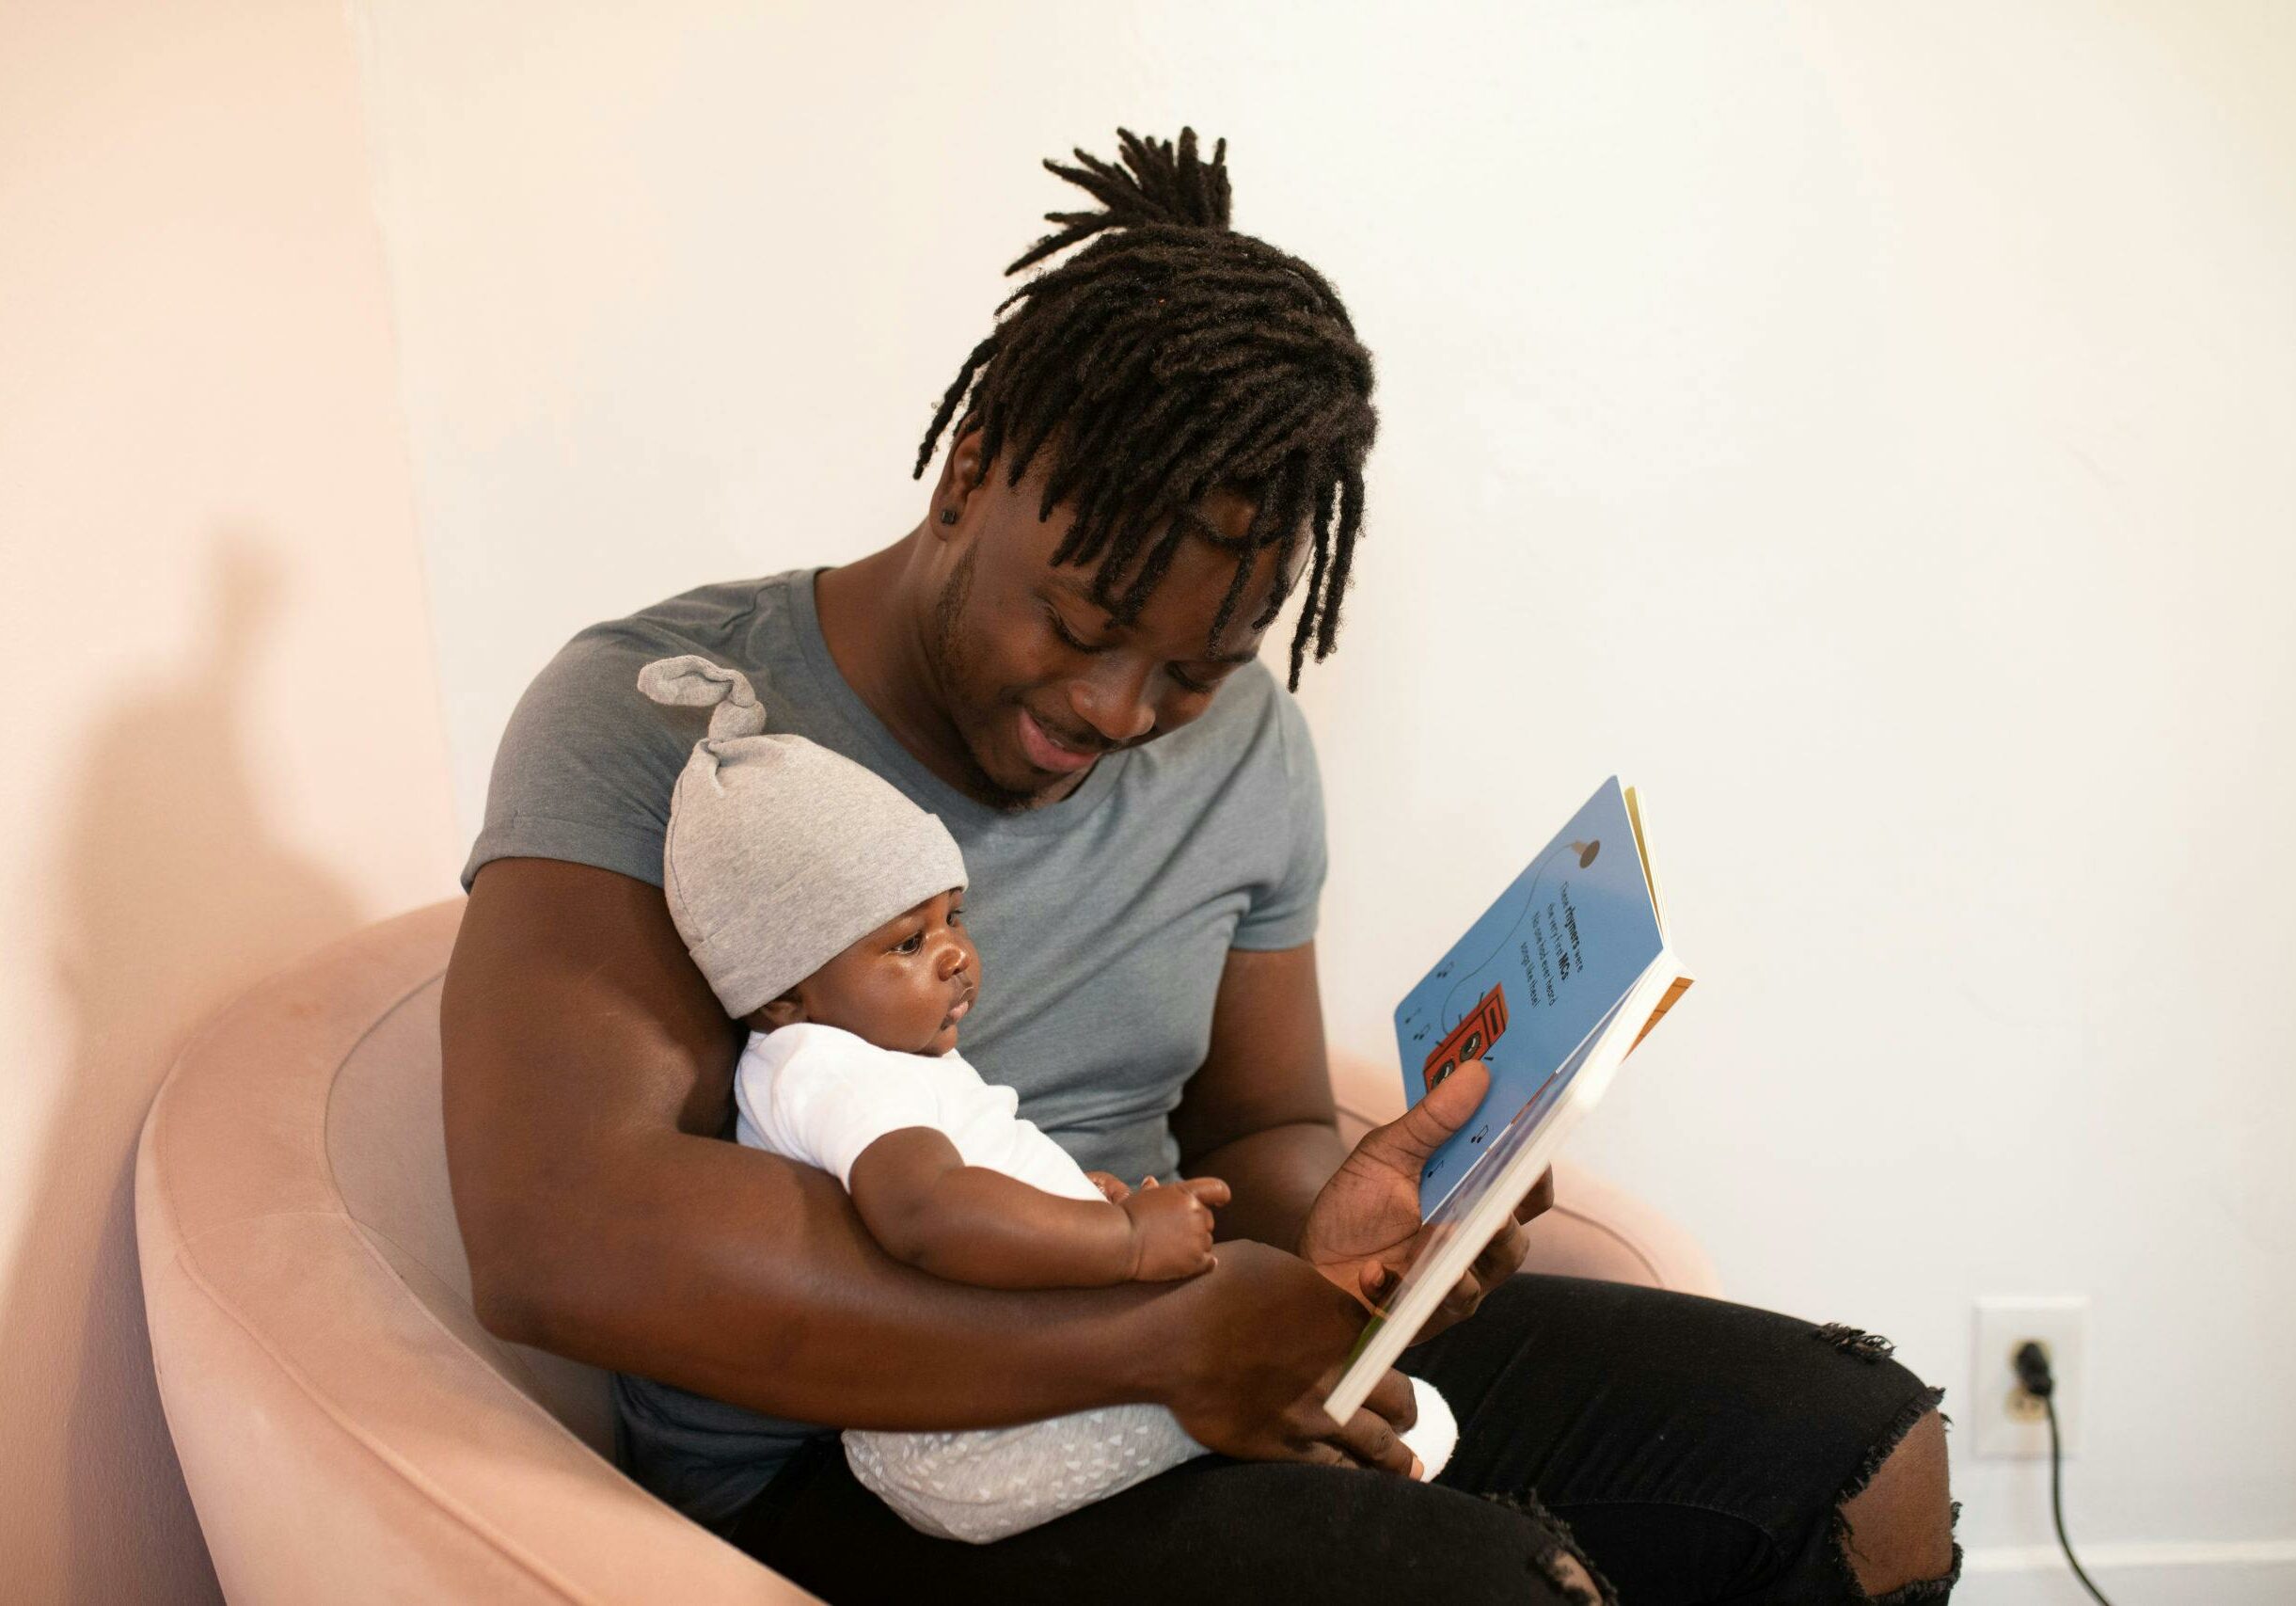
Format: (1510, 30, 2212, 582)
(136, 898, 809, 1605)
(322, 924, 615, 1450)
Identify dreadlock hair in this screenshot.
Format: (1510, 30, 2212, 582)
(913, 127, 1376, 691)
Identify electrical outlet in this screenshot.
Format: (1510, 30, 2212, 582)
(1972, 1296, 2087, 1459)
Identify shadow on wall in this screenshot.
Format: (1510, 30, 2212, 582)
(0, 533, 363, 1604)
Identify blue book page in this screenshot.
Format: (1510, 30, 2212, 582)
(1393, 777, 1666, 1217)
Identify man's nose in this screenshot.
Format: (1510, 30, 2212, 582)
(1068, 656, 1157, 745)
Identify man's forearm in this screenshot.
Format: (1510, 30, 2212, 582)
(1183, 1119, 1348, 1252)
(479, 1130, 1173, 1431)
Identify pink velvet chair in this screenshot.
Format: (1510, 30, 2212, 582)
(136, 899, 1717, 1604)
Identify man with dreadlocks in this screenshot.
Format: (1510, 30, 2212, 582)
(445, 131, 1958, 1605)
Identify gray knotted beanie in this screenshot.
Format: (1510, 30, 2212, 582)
(638, 654, 968, 1020)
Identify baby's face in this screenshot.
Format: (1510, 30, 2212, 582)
(752, 888, 979, 1055)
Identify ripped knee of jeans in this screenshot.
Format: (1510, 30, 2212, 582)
(1481, 1487, 1622, 1606)
(1830, 1387, 1962, 1603)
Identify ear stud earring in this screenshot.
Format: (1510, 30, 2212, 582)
(939, 509, 959, 525)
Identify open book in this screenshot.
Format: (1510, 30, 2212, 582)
(1323, 777, 1692, 1423)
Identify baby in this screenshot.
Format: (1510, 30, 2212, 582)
(638, 654, 1453, 1543)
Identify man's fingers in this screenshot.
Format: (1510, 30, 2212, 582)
(1354, 1059, 1493, 1172)
(1361, 1366, 1419, 1434)
(1439, 1268, 1481, 1321)
(1513, 1167, 1556, 1222)
(1472, 1217, 1528, 1285)
(1328, 1405, 1416, 1477)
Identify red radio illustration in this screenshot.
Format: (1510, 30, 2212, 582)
(1421, 982, 1510, 1092)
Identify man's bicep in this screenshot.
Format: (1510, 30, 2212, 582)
(442, 858, 745, 1342)
(1168, 941, 1338, 1165)
(444, 857, 741, 1185)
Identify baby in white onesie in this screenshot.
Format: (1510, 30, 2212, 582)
(637, 652, 1454, 1543)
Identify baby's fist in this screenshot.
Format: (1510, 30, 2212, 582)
(1119, 1175, 1230, 1281)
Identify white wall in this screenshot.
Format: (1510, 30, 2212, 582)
(0, 0, 463, 1597)
(351, 0, 2296, 1592)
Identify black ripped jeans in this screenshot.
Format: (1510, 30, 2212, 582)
(728, 1277, 1958, 1605)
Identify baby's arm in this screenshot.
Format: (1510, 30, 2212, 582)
(848, 1128, 1228, 1289)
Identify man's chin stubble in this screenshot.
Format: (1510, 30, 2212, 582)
(925, 548, 1047, 812)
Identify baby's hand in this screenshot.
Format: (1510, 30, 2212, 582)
(1084, 1170, 1132, 1204)
(1119, 1175, 1231, 1281)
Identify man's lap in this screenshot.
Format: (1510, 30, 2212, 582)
(727, 1275, 1945, 1606)
(732, 1436, 1599, 1605)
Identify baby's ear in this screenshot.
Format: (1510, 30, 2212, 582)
(753, 994, 806, 1030)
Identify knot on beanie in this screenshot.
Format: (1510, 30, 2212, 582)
(638, 654, 969, 1020)
(638, 654, 768, 789)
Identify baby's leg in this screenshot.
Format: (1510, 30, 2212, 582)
(847, 1378, 1458, 1545)
(845, 1404, 1206, 1544)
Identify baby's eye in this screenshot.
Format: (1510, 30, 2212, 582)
(895, 932, 925, 955)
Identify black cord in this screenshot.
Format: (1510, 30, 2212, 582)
(2018, 1342, 2114, 1605)
(2044, 1395, 2114, 1605)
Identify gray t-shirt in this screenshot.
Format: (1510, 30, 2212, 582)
(462, 567, 1325, 1526)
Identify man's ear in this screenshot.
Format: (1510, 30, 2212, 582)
(931, 418, 987, 539)
(753, 993, 806, 1030)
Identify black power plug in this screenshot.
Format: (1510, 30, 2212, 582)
(2014, 1339, 2054, 1402)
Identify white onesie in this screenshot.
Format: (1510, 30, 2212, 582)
(735, 1021, 1455, 1543)
(737, 1021, 1104, 1208)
